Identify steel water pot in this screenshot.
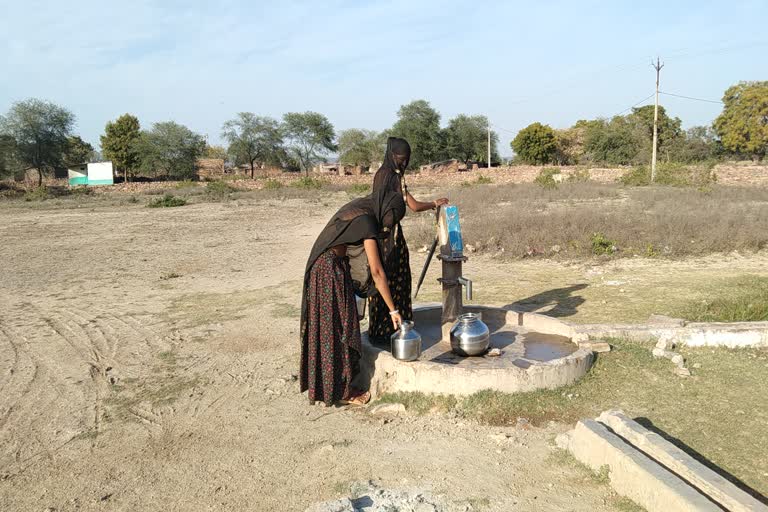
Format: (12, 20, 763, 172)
(450, 312, 490, 356)
(391, 321, 422, 361)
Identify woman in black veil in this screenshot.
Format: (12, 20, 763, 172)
(299, 185, 405, 406)
(367, 137, 448, 344)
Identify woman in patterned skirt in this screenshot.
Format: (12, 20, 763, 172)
(367, 137, 449, 345)
(300, 186, 405, 406)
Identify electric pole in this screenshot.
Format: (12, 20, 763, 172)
(651, 57, 664, 182)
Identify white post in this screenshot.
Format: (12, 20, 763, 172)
(651, 57, 664, 183)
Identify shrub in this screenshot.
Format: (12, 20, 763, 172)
(619, 166, 651, 186)
(590, 232, 617, 255)
(461, 175, 493, 187)
(70, 186, 94, 196)
(148, 194, 186, 208)
(24, 186, 50, 201)
(205, 180, 238, 198)
(566, 168, 590, 183)
(293, 177, 324, 190)
(346, 183, 370, 195)
(262, 179, 283, 190)
(534, 168, 560, 190)
(620, 162, 717, 188)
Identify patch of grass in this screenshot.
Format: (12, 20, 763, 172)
(263, 179, 283, 190)
(160, 272, 182, 281)
(175, 179, 198, 189)
(534, 167, 560, 190)
(382, 339, 768, 496)
(70, 186, 94, 196)
(618, 166, 650, 186)
(293, 177, 324, 190)
(462, 175, 493, 187)
(147, 194, 186, 208)
(567, 168, 591, 183)
(346, 183, 370, 196)
(674, 275, 768, 322)
(24, 186, 50, 201)
(378, 392, 457, 415)
(620, 162, 717, 188)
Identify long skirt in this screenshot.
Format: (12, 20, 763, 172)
(368, 225, 413, 344)
(300, 250, 361, 405)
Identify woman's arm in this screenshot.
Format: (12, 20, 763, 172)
(363, 238, 403, 329)
(406, 191, 449, 213)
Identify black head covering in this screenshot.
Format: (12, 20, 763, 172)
(372, 137, 411, 196)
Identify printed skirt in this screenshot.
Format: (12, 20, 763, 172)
(368, 225, 413, 344)
(300, 250, 361, 405)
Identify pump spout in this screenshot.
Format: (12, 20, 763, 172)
(458, 276, 472, 301)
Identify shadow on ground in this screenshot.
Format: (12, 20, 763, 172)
(505, 284, 588, 318)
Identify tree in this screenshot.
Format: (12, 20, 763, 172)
(628, 105, 682, 161)
(138, 121, 206, 180)
(222, 113, 285, 178)
(444, 114, 499, 165)
(582, 117, 642, 165)
(511, 122, 557, 165)
(282, 112, 336, 176)
(101, 114, 141, 182)
(0, 134, 18, 179)
(390, 100, 445, 168)
(338, 129, 385, 167)
(714, 81, 768, 160)
(553, 126, 587, 165)
(204, 144, 228, 160)
(0, 98, 74, 186)
(62, 135, 94, 167)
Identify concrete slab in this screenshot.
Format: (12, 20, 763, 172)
(563, 419, 721, 512)
(598, 410, 768, 512)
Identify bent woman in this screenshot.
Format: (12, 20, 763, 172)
(300, 187, 405, 406)
(367, 137, 449, 344)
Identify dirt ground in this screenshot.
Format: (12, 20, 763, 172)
(1, 192, 765, 511)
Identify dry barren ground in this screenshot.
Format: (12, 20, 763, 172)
(0, 191, 765, 511)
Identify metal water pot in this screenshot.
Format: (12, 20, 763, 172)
(355, 295, 366, 320)
(391, 321, 422, 361)
(450, 312, 490, 356)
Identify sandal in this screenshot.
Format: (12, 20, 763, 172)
(339, 390, 371, 406)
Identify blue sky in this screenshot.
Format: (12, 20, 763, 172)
(1, 0, 766, 155)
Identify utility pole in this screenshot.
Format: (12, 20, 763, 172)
(487, 124, 491, 169)
(651, 57, 664, 182)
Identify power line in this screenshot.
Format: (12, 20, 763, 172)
(610, 93, 655, 118)
(659, 91, 723, 104)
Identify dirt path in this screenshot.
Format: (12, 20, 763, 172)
(2, 196, 763, 510)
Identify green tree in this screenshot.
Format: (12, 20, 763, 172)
(667, 126, 722, 163)
(390, 100, 444, 168)
(444, 114, 499, 165)
(204, 144, 228, 160)
(138, 121, 206, 180)
(62, 135, 94, 167)
(282, 112, 336, 176)
(714, 81, 768, 160)
(628, 105, 682, 161)
(0, 134, 18, 179)
(511, 122, 557, 165)
(222, 113, 285, 178)
(582, 117, 643, 165)
(0, 98, 74, 186)
(101, 114, 141, 182)
(338, 129, 385, 167)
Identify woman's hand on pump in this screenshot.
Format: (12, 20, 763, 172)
(433, 197, 449, 208)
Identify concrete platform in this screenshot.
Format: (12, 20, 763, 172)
(359, 305, 595, 397)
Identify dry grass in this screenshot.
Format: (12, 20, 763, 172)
(408, 183, 768, 259)
(381, 339, 768, 499)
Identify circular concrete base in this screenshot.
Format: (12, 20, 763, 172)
(359, 305, 594, 397)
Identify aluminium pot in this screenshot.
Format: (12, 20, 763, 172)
(391, 321, 422, 361)
(450, 312, 490, 356)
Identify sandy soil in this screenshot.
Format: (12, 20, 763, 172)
(2, 194, 765, 511)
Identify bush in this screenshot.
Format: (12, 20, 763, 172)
(620, 162, 717, 188)
(618, 166, 651, 186)
(511, 122, 557, 164)
(566, 168, 590, 183)
(591, 232, 617, 255)
(205, 180, 238, 198)
(461, 175, 493, 187)
(263, 179, 283, 190)
(534, 168, 560, 190)
(148, 194, 187, 208)
(293, 177, 324, 190)
(70, 186, 94, 196)
(24, 186, 50, 201)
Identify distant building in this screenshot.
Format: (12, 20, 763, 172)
(68, 161, 114, 186)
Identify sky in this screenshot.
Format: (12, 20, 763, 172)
(1, 0, 766, 155)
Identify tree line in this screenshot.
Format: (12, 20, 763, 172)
(0, 98, 500, 183)
(511, 81, 768, 166)
(1, 81, 765, 185)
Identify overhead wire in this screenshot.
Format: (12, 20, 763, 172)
(659, 91, 723, 104)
